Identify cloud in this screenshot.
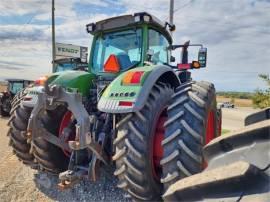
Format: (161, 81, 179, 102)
(0, 65, 22, 71)
(0, 24, 49, 41)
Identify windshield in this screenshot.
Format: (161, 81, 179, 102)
(9, 82, 23, 94)
(92, 29, 142, 73)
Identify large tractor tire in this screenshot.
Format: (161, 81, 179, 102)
(113, 83, 173, 201)
(7, 95, 37, 168)
(11, 89, 26, 109)
(33, 106, 71, 174)
(161, 81, 218, 190)
(163, 117, 270, 202)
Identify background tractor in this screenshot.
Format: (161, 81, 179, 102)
(7, 12, 220, 201)
(0, 79, 33, 116)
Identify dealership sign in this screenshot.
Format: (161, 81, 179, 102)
(55, 43, 88, 61)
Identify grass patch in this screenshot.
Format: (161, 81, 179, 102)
(222, 129, 230, 135)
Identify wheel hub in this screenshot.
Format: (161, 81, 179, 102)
(205, 110, 215, 145)
(152, 113, 166, 180)
(58, 111, 76, 157)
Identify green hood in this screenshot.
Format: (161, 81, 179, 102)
(48, 70, 96, 97)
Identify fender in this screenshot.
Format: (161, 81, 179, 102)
(22, 86, 44, 108)
(98, 65, 180, 113)
(47, 70, 96, 97)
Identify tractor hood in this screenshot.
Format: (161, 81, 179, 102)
(48, 70, 96, 97)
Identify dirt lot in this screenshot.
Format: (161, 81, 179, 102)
(0, 117, 128, 202)
(0, 84, 7, 92)
(0, 106, 258, 201)
(222, 107, 259, 131)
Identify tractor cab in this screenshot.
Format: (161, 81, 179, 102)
(86, 12, 207, 78)
(7, 79, 33, 96)
(0, 79, 33, 116)
(87, 12, 174, 75)
(54, 57, 88, 72)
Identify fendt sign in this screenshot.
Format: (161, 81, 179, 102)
(55, 43, 88, 61)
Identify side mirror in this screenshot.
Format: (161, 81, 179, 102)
(198, 48, 207, 67)
(170, 56, 175, 62)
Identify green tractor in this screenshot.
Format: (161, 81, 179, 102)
(8, 12, 220, 200)
(0, 79, 33, 116)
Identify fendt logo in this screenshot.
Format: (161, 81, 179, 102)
(55, 42, 81, 58)
(57, 47, 79, 54)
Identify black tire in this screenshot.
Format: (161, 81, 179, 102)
(161, 81, 218, 190)
(11, 89, 26, 109)
(114, 83, 173, 201)
(0, 97, 11, 117)
(163, 120, 270, 201)
(32, 106, 70, 174)
(7, 96, 37, 168)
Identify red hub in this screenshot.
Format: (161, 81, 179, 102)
(152, 113, 166, 180)
(58, 111, 76, 157)
(205, 110, 215, 145)
(203, 110, 215, 168)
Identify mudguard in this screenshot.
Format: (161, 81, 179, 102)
(98, 65, 180, 113)
(22, 86, 44, 108)
(47, 70, 96, 97)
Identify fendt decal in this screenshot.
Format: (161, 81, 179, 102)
(57, 47, 79, 54)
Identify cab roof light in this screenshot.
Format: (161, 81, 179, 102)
(86, 23, 96, 33)
(122, 71, 144, 85)
(104, 54, 120, 73)
(134, 12, 152, 23)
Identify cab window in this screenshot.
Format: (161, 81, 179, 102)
(148, 29, 169, 64)
(92, 29, 142, 72)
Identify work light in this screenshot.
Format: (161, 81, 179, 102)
(86, 23, 95, 33)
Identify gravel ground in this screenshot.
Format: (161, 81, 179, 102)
(222, 107, 259, 131)
(0, 117, 130, 202)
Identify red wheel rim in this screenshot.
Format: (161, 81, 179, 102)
(152, 112, 166, 180)
(203, 110, 215, 168)
(205, 110, 215, 145)
(58, 111, 75, 157)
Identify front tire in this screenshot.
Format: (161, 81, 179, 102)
(161, 81, 218, 190)
(7, 95, 37, 168)
(114, 83, 173, 201)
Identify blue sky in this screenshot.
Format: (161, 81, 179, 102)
(0, 0, 269, 91)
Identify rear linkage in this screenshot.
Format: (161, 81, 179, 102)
(28, 83, 113, 189)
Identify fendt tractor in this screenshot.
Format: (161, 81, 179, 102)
(0, 79, 33, 116)
(7, 13, 220, 201)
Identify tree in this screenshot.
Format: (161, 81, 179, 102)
(252, 74, 270, 108)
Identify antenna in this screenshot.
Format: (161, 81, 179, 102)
(52, 0, 56, 72)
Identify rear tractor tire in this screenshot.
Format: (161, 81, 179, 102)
(113, 83, 173, 201)
(161, 81, 218, 191)
(33, 106, 72, 174)
(7, 94, 37, 168)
